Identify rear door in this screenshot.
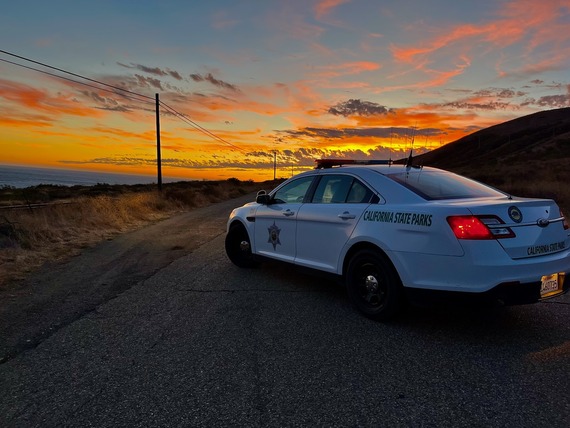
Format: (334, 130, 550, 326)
(295, 174, 375, 272)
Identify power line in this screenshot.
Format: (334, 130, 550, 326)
(0, 49, 246, 152)
(0, 57, 153, 106)
(0, 49, 154, 102)
(159, 101, 247, 153)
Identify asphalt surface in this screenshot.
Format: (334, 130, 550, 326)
(1, 194, 569, 427)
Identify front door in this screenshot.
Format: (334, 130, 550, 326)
(253, 176, 314, 263)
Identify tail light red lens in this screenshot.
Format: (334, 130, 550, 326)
(447, 215, 515, 240)
(561, 210, 569, 230)
(447, 216, 493, 240)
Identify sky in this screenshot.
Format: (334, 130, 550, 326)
(1, 0, 569, 181)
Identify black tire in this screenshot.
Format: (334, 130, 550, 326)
(345, 249, 404, 321)
(225, 224, 258, 268)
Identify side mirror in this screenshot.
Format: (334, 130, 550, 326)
(256, 191, 271, 205)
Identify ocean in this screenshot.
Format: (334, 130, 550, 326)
(0, 164, 184, 188)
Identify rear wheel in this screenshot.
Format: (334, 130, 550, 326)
(346, 249, 404, 321)
(225, 224, 258, 268)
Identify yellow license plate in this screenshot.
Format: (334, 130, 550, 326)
(540, 273, 565, 298)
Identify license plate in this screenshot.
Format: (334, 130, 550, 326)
(540, 273, 564, 298)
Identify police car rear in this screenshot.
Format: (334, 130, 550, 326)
(384, 168, 569, 304)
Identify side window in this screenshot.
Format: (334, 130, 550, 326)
(312, 175, 354, 204)
(272, 176, 314, 204)
(347, 179, 374, 203)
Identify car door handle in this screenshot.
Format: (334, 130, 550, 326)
(283, 210, 295, 217)
(338, 211, 356, 220)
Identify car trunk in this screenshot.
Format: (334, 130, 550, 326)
(467, 198, 569, 260)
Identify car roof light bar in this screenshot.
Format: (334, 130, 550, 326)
(315, 159, 393, 169)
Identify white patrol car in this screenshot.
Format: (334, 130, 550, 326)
(225, 159, 570, 320)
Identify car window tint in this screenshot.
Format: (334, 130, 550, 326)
(312, 175, 354, 203)
(387, 170, 507, 200)
(346, 180, 374, 203)
(272, 176, 314, 203)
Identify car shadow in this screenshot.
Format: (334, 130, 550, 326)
(248, 258, 568, 355)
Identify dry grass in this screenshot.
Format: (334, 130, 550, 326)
(0, 180, 262, 287)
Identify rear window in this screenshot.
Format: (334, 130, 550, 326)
(387, 170, 507, 200)
(311, 175, 374, 204)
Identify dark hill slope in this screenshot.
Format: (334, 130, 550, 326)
(413, 107, 570, 211)
(415, 107, 570, 169)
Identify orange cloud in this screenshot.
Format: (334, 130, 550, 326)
(172, 79, 328, 123)
(381, 57, 471, 93)
(0, 78, 103, 118)
(391, 24, 488, 64)
(314, 0, 352, 20)
(504, 50, 570, 78)
(0, 111, 54, 128)
(89, 126, 156, 143)
(391, 0, 569, 79)
(496, 0, 570, 47)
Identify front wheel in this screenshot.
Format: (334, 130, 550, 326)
(225, 224, 258, 268)
(346, 249, 404, 321)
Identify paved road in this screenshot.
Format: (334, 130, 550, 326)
(1, 195, 569, 427)
(0, 193, 257, 364)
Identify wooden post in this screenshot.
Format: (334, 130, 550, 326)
(155, 93, 162, 192)
(273, 150, 277, 180)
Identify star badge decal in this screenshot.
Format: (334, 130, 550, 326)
(267, 221, 281, 250)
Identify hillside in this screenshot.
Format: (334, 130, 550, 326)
(415, 107, 570, 169)
(413, 107, 570, 208)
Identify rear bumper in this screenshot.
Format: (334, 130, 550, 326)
(406, 273, 569, 306)
(390, 242, 570, 293)
(486, 275, 569, 305)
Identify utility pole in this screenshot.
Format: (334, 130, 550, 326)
(273, 150, 277, 180)
(155, 93, 162, 192)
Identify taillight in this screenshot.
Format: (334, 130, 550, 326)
(447, 216, 493, 240)
(479, 216, 516, 238)
(561, 210, 569, 230)
(447, 215, 515, 240)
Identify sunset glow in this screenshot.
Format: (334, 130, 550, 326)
(1, 0, 569, 181)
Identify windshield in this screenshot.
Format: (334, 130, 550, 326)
(386, 170, 507, 200)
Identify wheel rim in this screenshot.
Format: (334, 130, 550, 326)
(355, 263, 386, 309)
(239, 240, 250, 253)
(226, 226, 255, 267)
